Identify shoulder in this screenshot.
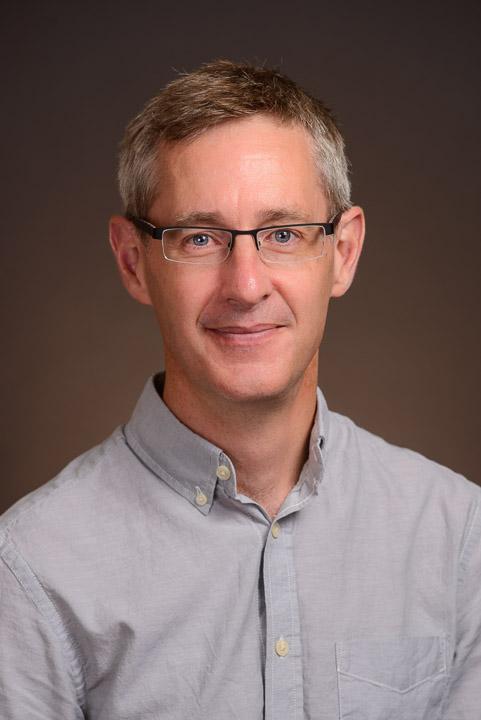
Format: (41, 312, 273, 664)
(326, 408, 481, 508)
(0, 426, 132, 553)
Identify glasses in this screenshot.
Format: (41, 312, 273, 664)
(127, 214, 339, 265)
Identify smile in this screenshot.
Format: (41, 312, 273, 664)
(205, 324, 284, 346)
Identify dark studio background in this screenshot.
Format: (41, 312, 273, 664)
(1, 0, 480, 513)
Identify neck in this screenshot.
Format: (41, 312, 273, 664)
(162, 360, 319, 519)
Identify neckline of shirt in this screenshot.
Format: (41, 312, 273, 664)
(122, 372, 330, 514)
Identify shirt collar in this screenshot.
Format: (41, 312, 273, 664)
(123, 372, 330, 515)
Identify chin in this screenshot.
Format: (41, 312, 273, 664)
(206, 365, 297, 404)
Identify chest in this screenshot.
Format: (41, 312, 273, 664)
(74, 503, 453, 719)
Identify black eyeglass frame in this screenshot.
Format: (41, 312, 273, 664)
(126, 213, 341, 262)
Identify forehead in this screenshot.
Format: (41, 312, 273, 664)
(150, 116, 326, 222)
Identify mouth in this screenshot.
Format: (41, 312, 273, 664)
(204, 324, 285, 346)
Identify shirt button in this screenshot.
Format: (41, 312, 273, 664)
(216, 465, 231, 481)
(275, 638, 289, 657)
(271, 522, 281, 539)
(195, 489, 208, 506)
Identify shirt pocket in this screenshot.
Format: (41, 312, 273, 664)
(335, 635, 448, 720)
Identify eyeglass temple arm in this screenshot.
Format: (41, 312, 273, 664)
(126, 214, 159, 237)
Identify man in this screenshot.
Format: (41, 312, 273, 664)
(0, 60, 479, 719)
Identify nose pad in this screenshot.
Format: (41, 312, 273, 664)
(228, 231, 260, 257)
(221, 231, 273, 306)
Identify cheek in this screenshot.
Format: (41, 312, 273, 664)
(283, 268, 329, 323)
(148, 272, 211, 340)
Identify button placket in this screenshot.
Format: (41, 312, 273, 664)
(263, 515, 303, 719)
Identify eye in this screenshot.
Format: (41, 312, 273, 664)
(273, 228, 294, 244)
(189, 233, 212, 247)
(263, 227, 302, 246)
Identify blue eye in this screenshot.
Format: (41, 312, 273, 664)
(273, 229, 292, 244)
(191, 233, 211, 246)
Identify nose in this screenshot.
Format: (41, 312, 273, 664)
(218, 232, 273, 308)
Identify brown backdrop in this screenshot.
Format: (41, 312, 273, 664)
(1, 0, 480, 513)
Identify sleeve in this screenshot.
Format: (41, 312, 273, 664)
(443, 499, 481, 718)
(0, 555, 85, 719)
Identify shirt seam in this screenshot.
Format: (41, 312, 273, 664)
(0, 535, 88, 711)
(279, 484, 317, 517)
(441, 499, 481, 711)
(266, 540, 275, 719)
(458, 499, 481, 576)
(0, 429, 124, 543)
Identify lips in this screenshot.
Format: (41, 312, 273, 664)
(208, 324, 281, 334)
(203, 323, 286, 348)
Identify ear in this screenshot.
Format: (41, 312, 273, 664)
(330, 206, 365, 298)
(109, 215, 153, 306)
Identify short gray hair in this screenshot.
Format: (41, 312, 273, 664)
(118, 59, 352, 224)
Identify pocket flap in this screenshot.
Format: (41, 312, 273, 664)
(336, 635, 446, 693)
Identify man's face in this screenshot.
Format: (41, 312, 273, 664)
(142, 115, 337, 403)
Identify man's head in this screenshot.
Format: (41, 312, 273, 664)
(110, 60, 364, 406)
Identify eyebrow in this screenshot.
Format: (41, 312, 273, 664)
(171, 207, 310, 227)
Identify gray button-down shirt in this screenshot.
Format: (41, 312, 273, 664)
(1, 372, 480, 719)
